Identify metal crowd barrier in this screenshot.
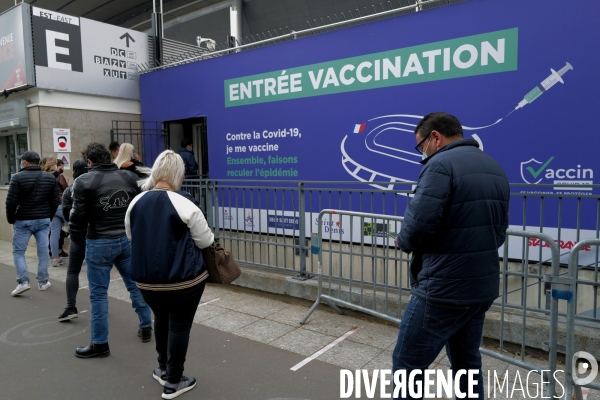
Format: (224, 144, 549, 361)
(176, 178, 600, 396)
(182, 180, 600, 295)
(299, 209, 407, 325)
(300, 212, 565, 398)
(563, 239, 600, 400)
(481, 229, 561, 399)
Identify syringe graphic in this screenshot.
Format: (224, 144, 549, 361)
(508, 62, 573, 116)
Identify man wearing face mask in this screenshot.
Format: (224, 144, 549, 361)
(391, 112, 509, 399)
(5, 151, 59, 296)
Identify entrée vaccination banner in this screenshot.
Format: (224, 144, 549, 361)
(140, 0, 600, 263)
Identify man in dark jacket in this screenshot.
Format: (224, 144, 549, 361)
(178, 138, 199, 177)
(5, 151, 59, 296)
(391, 112, 509, 399)
(70, 143, 152, 359)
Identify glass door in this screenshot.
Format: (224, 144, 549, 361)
(0, 132, 28, 186)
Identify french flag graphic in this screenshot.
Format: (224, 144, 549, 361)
(351, 122, 366, 134)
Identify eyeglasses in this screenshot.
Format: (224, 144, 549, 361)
(415, 132, 432, 154)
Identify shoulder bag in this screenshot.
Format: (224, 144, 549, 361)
(201, 239, 241, 284)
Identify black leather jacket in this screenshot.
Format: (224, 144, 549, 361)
(62, 185, 73, 221)
(5, 166, 59, 224)
(69, 163, 141, 242)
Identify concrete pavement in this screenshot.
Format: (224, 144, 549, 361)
(0, 239, 595, 399)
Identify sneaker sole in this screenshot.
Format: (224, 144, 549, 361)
(153, 373, 166, 386)
(138, 333, 152, 343)
(74, 350, 110, 359)
(12, 287, 30, 296)
(162, 381, 196, 399)
(58, 314, 78, 322)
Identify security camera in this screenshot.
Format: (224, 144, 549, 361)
(196, 36, 216, 51)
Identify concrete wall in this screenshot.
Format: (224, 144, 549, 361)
(31, 106, 141, 182)
(0, 101, 141, 244)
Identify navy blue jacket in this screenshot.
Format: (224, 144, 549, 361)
(126, 189, 214, 288)
(178, 148, 199, 177)
(397, 139, 509, 305)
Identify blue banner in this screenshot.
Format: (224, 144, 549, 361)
(140, 0, 600, 233)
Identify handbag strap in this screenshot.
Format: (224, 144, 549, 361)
(22, 171, 43, 198)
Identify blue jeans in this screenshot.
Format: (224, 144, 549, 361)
(50, 205, 65, 258)
(86, 235, 152, 344)
(392, 295, 493, 400)
(12, 219, 51, 284)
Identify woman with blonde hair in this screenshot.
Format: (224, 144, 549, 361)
(113, 142, 151, 179)
(125, 150, 213, 399)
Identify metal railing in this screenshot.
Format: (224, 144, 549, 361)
(203, 180, 414, 278)
(563, 239, 600, 399)
(300, 210, 406, 325)
(482, 230, 561, 399)
(182, 179, 600, 325)
(180, 178, 600, 395)
(299, 215, 564, 398)
(138, 0, 464, 73)
(110, 120, 167, 164)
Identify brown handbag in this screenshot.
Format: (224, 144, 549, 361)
(201, 239, 241, 284)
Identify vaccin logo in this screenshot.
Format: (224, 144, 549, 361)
(520, 156, 594, 191)
(520, 157, 555, 184)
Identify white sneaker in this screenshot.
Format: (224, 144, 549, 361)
(53, 258, 64, 267)
(12, 282, 30, 296)
(38, 281, 51, 291)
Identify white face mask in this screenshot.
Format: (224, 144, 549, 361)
(421, 136, 433, 161)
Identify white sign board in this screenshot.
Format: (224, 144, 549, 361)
(57, 153, 70, 170)
(53, 128, 71, 152)
(31, 6, 148, 99)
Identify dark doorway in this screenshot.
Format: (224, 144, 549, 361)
(166, 117, 209, 178)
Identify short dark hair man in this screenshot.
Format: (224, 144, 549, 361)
(70, 143, 152, 358)
(5, 151, 59, 296)
(392, 112, 509, 399)
(108, 141, 120, 160)
(179, 138, 199, 177)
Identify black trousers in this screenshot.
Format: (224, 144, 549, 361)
(66, 239, 86, 308)
(140, 281, 205, 383)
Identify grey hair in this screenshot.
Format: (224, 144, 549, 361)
(140, 150, 185, 191)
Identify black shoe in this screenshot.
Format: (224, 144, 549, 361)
(59, 251, 69, 258)
(153, 367, 167, 386)
(138, 327, 152, 343)
(58, 307, 78, 322)
(75, 343, 110, 358)
(162, 376, 196, 399)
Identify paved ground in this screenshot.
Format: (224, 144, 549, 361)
(0, 239, 597, 399)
